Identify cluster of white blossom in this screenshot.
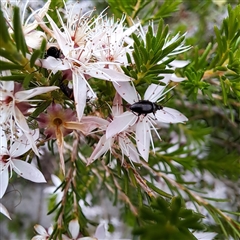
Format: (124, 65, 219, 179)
(0, 0, 190, 237)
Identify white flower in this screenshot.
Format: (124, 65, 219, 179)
(32, 224, 53, 240)
(87, 92, 140, 165)
(36, 8, 132, 120)
(0, 80, 58, 155)
(106, 82, 188, 161)
(90, 14, 139, 70)
(0, 128, 46, 199)
(62, 219, 106, 240)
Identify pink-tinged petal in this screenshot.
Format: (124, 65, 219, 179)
(14, 106, 31, 132)
(112, 92, 123, 116)
(94, 223, 106, 238)
(106, 112, 137, 139)
(136, 119, 150, 162)
(155, 107, 188, 123)
(88, 135, 112, 164)
(11, 129, 39, 157)
(12, 160, 46, 182)
(144, 84, 167, 103)
(113, 82, 138, 104)
(0, 203, 11, 220)
(13, 109, 39, 156)
(119, 137, 140, 163)
(73, 72, 87, 121)
(68, 219, 79, 239)
(0, 169, 9, 198)
(64, 121, 100, 135)
(34, 224, 48, 236)
(35, 57, 70, 72)
(81, 116, 109, 129)
(15, 86, 59, 101)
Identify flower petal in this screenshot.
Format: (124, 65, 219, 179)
(106, 112, 137, 139)
(86, 68, 132, 82)
(34, 224, 48, 236)
(144, 83, 167, 102)
(113, 82, 138, 104)
(170, 73, 186, 82)
(68, 219, 80, 239)
(11, 129, 39, 157)
(81, 116, 109, 129)
(112, 92, 123, 116)
(51, 174, 61, 187)
(0, 203, 11, 220)
(12, 160, 46, 182)
(94, 223, 106, 238)
(73, 72, 87, 121)
(88, 135, 112, 164)
(119, 136, 140, 163)
(136, 118, 150, 161)
(169, 60, 190, 68)
(155, 107, 188, 123)
(15, 86, 59, 101)
(23, 0, 51, 34)
(0, 169, 9, 198)
(25, 30, 47, 49)
(193, 232, 218, 240)
(36, 57, 70, 72)
(13, 107, 39, 156)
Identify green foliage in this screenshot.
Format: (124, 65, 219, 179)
(13, 6, 28, 57)
(133, 196, 204, 240)
(107, 0, 181, 24)
(123, 19, 186, 95)
(184, 4, 240, 104)
(0, 1, 240, 240)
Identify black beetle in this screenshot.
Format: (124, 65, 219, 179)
(44, 46, 61, 59)
(129, 100, 163, 117)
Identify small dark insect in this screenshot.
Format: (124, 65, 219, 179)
(59, 79, 74, 100)
(129, 100, 163, 117)
(44, 46, 61, 59)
